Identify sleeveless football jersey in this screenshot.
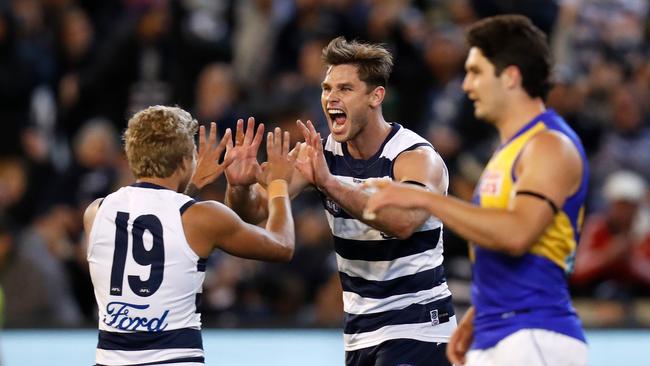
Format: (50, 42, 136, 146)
(471, 109, 588, 349)
(322, 123, 456, 351)
(88, 182, 206, 365)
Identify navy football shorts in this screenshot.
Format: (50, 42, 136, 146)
(346, 339, 450, 366)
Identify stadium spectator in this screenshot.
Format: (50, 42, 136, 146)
(572, 171, 649, 298)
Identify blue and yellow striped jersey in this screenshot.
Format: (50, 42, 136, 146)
(471, 109, 587, 349)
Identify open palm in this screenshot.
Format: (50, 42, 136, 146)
(225, 117, 265, 186)
(189, 122, 232, 190)
(265, 127, 296, 184)
(295, 119, 333, 189)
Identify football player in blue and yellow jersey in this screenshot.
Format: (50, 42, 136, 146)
(365, 14, 588, 366)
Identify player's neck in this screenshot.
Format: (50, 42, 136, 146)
(136, 177, 182, 192)
(496, 97, 546, 143)
(347, 115, 392, 160)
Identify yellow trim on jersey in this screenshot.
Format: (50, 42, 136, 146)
(476, 121, 578, 270)
(529, 211, 576, 270)
(477, 122, 546, 211)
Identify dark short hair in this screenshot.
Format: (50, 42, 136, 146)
(322, 36, 393, 90)
(466, 15, 553, 99)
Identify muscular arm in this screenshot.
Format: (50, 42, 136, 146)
(367, 131, 583, 255)
(323, 148, 447, 239)
(415, 190, 553, 255)
(184, 195, 295, 261)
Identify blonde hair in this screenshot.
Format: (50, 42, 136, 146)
(123, 105, 197, 178)
(322, 36, 393, 90)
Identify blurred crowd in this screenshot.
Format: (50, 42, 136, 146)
(0, 0, 648, 329)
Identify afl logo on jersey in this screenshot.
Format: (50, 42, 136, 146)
(324, 198, 340, 215)
(479, 170, 503, 196)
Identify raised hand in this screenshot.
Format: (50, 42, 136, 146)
(295, 120, 334, 189)
(224, 117, 265, 187)
(265, 127, 296, 184)
(257, 141, 301, 188)
(186, 122, 232, 195)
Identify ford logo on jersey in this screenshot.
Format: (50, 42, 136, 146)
(104, 301, 169, 332)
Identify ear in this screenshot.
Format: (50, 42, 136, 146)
(502, 65, 522, 90)
(369, 86, 385, 108)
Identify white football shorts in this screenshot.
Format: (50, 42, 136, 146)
(464, 328, 587, 366)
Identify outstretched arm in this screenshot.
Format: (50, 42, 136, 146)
(185, 200, 294, 261)
(366, 130, 584, 255)
(185, 127, 296, 261)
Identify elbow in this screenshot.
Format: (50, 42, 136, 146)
(379, 211, 432, 240)
(387, 222, 419, 240)
(278, 244, 295, 262)
(501, 233, 534, 257)
(394, 229, 413, 241)
(270, 236, 294, 262)
(505, 243, 529, 257)
(241, 209, 268, 225)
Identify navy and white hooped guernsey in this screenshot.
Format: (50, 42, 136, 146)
(321, 123, 456, 351)
(87, 182, 205, 365)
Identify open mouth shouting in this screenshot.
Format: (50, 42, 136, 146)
(328, 108, 347, 135)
